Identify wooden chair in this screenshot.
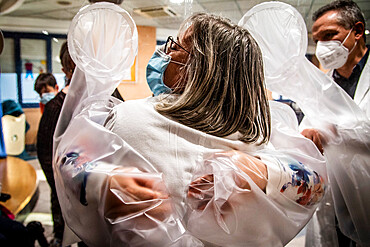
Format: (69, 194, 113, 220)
(0, 156, 39, 222)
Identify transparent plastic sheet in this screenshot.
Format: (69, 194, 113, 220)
(239, 2, 370, 245)
(107, 94, 328, 247)
(52, 2, 328, 246)
(53, 2, 138, 142)
(184, 101, 327, 246)
(186, 149, 326, 246)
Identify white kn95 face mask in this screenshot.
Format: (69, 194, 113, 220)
(315, 28, 357, 70)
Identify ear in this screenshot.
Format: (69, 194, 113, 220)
(353, 21, 365, 41)
(55, 84, 59, 92)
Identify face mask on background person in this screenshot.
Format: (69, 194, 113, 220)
(146, 47, 185, 96)
(40, 92, 55, 104)
(315, 28, 357, 70)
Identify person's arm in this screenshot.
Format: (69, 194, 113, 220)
(37, 97, 63, 179)
(56, 150, 179, 246)
(185, 150, 326, 246)
(103, 167, 171, 222)
(188, 150, 325, 209)
(301, 128, 324, 154)
(260, 151, 325, 206)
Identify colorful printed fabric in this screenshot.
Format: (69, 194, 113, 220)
(280, 160, 325, 206)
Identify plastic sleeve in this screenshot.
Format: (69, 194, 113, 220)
(260, 153, 326, 206)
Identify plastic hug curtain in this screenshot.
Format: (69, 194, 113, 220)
(54, 2, 327, 246)
(239, 2, 370, 245)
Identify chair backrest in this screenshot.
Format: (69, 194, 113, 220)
(1, 114, 26, 155)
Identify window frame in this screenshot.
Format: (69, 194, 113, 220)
(2, 31, 67, 108)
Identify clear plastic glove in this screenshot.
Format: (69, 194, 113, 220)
(301, 128, 324, 154)
(104, 167, 171, 224)
(188, 150, 267, 211)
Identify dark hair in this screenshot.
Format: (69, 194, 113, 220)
(157, 13, 270, 145)
(313, 0, 366, 41)
(59, 41, 75, 85)
(34, 73, 57, 95)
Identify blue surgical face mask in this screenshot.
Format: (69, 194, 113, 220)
(146, 48, 172, 96)
(40, 92, 55, 104)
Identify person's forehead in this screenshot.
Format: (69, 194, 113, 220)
(312, 11, 340, 30)
(44, 85, 56, 91)
(312, 10, 342, 32)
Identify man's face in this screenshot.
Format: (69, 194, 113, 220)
(312, 10, 356, 50)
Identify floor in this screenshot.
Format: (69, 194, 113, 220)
(24, 157, 78, 247)
(24, 157, 306, 247)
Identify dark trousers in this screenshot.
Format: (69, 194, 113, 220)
(0, 215, 33, 247)
(336, 217, 356, 247)
(39, 159, 65, 240)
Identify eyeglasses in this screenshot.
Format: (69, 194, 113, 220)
(164, 36, 190, 55)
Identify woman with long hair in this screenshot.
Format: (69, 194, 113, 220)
(55, 10, 326, 246)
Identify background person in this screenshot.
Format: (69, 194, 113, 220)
(302, 0, 369, 152)
(302, 0, 369, 246)
(36, 41, 75, 247)
(34, 73, 59, 113)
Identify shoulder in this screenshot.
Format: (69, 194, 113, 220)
(114, 97, 157, 116)
(105, 97, 156, 130)
(44, 91, 66, 110)
(42, 91, 66, 117)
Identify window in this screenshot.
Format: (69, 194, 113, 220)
(20, 38, 47, 104)
(0, 38, 17, 103)
(0, 31, 67, 108)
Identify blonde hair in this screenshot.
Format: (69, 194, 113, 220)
(157, 13, 270, 144)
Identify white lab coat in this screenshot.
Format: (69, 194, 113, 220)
(54, 3, 328, 246)
(238, 2, 370, 245)
(305, 52, 370, 247)
(328, 53, 370, 118)
(55, 96, 327, 247)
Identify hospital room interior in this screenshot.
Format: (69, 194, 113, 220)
(0, 0, 369, 246)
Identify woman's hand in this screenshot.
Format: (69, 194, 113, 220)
(188, 151, 268, 210)
(301, 128, 324, 154)
(104, 168, 171, 221)
(226, 150, 267, 192)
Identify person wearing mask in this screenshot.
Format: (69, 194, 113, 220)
(36, 41, 75, 247)
(54, 11, 327, 246)
(301, 1, 369, 246)
(302, 0, 369, 152)
(34, 73, 59, 113)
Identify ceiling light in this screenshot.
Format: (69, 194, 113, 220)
(170, 0, 184, 3)
(53, 38, 59, 43)
(365, 30, 369, 35)
(42, 30, 49, 35)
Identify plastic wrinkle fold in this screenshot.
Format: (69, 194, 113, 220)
(53, 2, 328, 246)
(239, 2, 370, 245)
